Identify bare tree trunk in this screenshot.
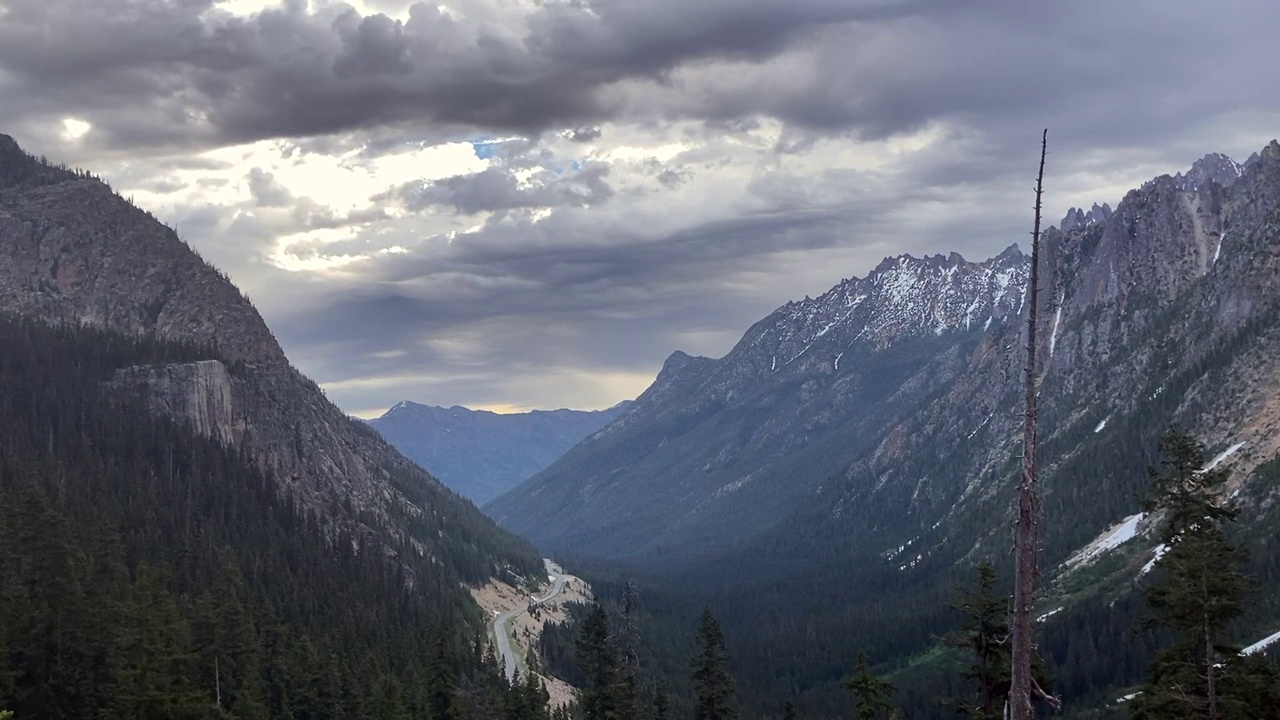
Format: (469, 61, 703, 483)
(1204, 604, 1217, 719)
(1009, 129, 1048, 720)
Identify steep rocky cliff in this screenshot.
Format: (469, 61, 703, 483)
(109, 360, 242, 445)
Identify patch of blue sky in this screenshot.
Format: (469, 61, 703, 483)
(471, 139, 502, 160)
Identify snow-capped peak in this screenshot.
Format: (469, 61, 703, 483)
(737, 246, 1029, 374)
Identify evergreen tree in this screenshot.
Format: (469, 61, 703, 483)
(576, 602, 618, 720)
(368, 672, 410, 720)
(427, 634, 459, 720)
(943, 563, 1059, 717)
(845, 653, 899, 720)
(652, 686, 670, 720)
(111, 562, 207, 720)
(944, 562, 1009, 720)
(1131, 428, 1280, 719)
(691, 608, 736, 720)
(781, 700, 796, 720)
(614, 581, 641, 720)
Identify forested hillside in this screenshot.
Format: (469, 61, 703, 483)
(0, 316, 566, 719)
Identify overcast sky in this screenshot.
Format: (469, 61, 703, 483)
(2, 0, 1278, 415)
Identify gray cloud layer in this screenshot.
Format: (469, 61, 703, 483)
(3, 1, 1271, 155)
(3, 0, 1279, 413)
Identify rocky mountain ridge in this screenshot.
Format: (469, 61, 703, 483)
(490, 139, 1280, 572)
(0, 133, 542, 583)
(489, 228, 1033, 553)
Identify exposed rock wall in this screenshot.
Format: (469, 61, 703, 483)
(109, 360, 242, 446)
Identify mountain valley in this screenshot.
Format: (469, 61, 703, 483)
(3, 131, 1280, 720)
(370, 400, 632, 504)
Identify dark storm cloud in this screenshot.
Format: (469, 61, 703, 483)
(0, 0, 928, 153)
(2, 1, 1277, 162)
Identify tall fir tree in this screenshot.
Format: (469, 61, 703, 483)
(1131, 427, 1280, 719)
(944, 562, 1009, 720)
(576, 602, 618, 720)
(614, 581, 641, 720)
(651, 685, 670, 720)
(427, 633, 459, 720)
(690, 608, 736, 720)
(944, 562, 1060, 718)
(845, 653, 899, 720)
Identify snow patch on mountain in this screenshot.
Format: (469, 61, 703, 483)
(1139, 543, 1169, 576)
(1036, 607, 1064, 623)
(1066, 513, 1146, 568)
(745, 247, 1029, 375)
(1204, 442, 1245, 471)
(1049, 303, 1063, 356)
(1244, 629, 1280, 656)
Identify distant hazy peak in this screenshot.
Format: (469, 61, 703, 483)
(370, 400, 633, 504)
(378, 399, 631, 420)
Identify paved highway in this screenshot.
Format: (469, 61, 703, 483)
(493, 560, 568, 682)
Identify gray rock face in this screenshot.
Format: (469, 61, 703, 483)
(1060, 202, 1113, 231)
(110, 360, 242, 446)
(1176, 152, 1245, 191)
(370, 400, 632, 504)
(487, 242, 1031, 552)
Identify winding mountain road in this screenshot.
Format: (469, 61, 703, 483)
(493, 560, 568, 682)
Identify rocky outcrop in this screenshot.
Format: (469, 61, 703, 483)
(1175, 152, 1245, 192)
(1059, 202, 1113, 231)
(110, 360, 242, 446)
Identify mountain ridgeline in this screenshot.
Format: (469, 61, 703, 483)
(370, 401, 632, 504)
(0, 132, 540, 581)
(488, 144, 1280, 715)
(488, 241, 1029, 555)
